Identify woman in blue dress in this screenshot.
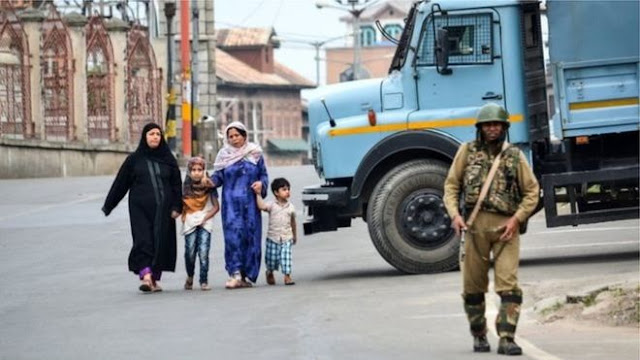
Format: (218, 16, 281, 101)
(211, 121, 268, 289)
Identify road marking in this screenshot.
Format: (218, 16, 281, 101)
(524, 240, 638, 251)
(0, 194, 103, 222)
(486, 301, 565, 360)
(408, 313, 466, 319)
(538, 226, 638, 234)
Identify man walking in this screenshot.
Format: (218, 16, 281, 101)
(443, 103, 540, 356)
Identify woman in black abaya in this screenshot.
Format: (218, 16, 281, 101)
(102, 123, 182, 293)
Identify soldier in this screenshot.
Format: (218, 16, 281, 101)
(443, 103, 540, 356)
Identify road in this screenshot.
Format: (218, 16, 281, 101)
(0, 165, 638, 360)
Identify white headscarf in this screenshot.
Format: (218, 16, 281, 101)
(213, 121, 263, 171)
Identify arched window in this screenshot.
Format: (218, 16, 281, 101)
(86, 16, 115, 142)
(41, 5, 73, 141)
(0, 8, 31, 139)
(359, 25, 376, 47)
(126, 25, 161, 143)
(384, 24, 403, 41)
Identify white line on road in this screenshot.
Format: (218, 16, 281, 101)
(538, 226, 638, 234)
(0, 194, 103, 222)
(523, 240, 639, 251)
(410, 303, 565, 359)
(486, 302, 564, 360)
(408, 313, 465, 319)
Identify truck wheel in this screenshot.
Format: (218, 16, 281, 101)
(367, 159, 460, 274)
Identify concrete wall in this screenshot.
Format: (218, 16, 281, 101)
(0, 139, 131, 178)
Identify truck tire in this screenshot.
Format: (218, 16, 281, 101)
(367, 159, 460, 274)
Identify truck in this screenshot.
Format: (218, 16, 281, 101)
(302, 0, 639, 274)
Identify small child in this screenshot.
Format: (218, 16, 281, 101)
(182, 157, 219, 291)
(255, 177, 297, 285)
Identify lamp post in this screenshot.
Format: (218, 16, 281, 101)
(163, 1, 177, 151)
(316, 0, 379, 81)
(191, 0, 200, 156)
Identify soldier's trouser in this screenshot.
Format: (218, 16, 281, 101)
(462, 211, 522, 337)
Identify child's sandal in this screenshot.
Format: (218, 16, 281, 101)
(184, 277, 194, 290)
(284, 275, 295, 286)
(266, 271, 275, 285)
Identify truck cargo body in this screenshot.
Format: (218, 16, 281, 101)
(302, 0, 639, 273)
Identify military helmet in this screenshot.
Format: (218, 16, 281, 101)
(475, 103, 510, 128)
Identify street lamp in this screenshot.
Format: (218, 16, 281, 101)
(316, 0, 380, 81)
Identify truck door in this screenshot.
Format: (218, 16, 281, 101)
(409, 8, 506, 139)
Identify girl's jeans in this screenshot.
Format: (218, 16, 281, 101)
(184, 227, 212, 284)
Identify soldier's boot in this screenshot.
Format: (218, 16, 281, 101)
(474, 335, 491, 352)
(496, 289, 523, 356)
(497, 337, 522, 356)
(463, 293, 490, 352)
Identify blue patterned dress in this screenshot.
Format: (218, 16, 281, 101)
(212, 157, 268, 282)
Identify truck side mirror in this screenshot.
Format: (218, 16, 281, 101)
(436, 28, 452, 75)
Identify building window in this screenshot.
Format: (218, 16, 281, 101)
(238, 101, 245, 124)
(383, 24, 403, 41)
(360, 25, 376, 47)
(256, 102, 263, 145)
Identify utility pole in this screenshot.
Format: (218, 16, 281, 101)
(180, 0, 191, 157)
(316, 0, 378, 81)
(352, 8, 362, 80)
(163, 1, 177, 151)
(191, 0, 200, 156)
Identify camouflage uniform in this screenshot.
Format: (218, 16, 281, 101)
(443, 106, 539, 349)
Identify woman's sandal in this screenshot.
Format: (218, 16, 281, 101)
(225, 278, 243, 289)
(225, 278, 252, 289)
(200, 283, 211, 291)
(152, 281, 163, 292)
(139, 279, 153, 293)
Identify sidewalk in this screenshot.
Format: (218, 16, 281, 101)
(516, 274, 639, 360)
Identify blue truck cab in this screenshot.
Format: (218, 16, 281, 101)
(303, 0, 639, 274)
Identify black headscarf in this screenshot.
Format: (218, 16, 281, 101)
(135, 123, 178, 168)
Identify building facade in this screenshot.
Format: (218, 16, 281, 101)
(215, 28, 314, 166)
(325, 1, 410, 84)
(0, 3, 166, 178)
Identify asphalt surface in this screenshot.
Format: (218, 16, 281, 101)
(0, 165, 638, 360)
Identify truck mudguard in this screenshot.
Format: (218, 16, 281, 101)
(350, 130, 461, 199)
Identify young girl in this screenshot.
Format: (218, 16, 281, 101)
(254, 177, 297, 286)
(182, 157, 219, 291)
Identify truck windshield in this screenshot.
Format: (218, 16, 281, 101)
(389, 1, 419, 72)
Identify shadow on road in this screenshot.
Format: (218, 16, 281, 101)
(521, 250, 639, 267)
(315, 267, 404, 281)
